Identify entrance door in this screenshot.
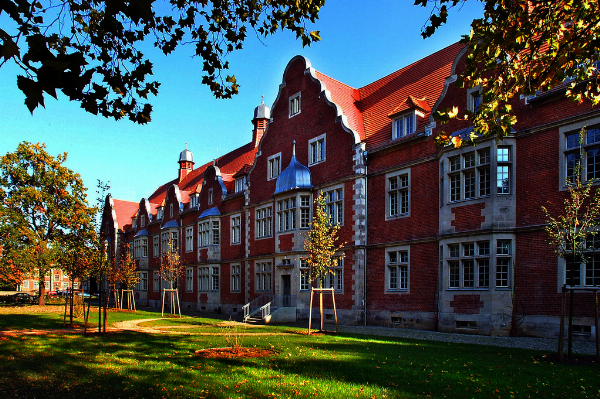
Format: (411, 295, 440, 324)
(282, 275, 291, 307)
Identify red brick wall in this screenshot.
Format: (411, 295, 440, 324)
(451, 203, 485, 232)
(450, 294, 484, 314)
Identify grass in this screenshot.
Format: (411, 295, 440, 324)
(0, 308, 599, 398)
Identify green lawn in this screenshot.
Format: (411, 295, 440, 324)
(0, 309, 598, 398)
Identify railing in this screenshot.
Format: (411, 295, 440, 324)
(243, 295, 297, 322)
(243, 294, 275, 321)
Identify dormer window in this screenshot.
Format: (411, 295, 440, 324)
(393, 113, 416, 139)
(157, 207, 164, 220)
(132, 217, 137, 230)
(235, 177, 246, 193)
(289, 92, 301, 118)
(141, 215, 145, 228)
(208, 188, 214, 205)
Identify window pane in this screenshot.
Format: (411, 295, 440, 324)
(463, 260, 474, 288)
(497, 147, 510, 162)
(587, 148, 600, 180)
(496, 258, 510, 288)
(497, 165, 510, 194)
(479, 166, 491, 196)
(478, 259, 490, 287)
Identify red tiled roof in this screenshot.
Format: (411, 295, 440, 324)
(387, 95, 432, 117)
(233, 163, 252, 178)
(358, 43, 463, 148)
(112, 199, 139, 231)
(314, 71, 365, 140)
(146, 142, 258, 209)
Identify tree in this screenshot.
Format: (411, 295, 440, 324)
(160, 237, 184, 315)
(417, 0, 600, 144)
(118, 244, 140, 310)
(541, 128, 600, 359)
(1, 0, 324, 122)
(0, 142, 95, 305)
(302, 191, 344, 332)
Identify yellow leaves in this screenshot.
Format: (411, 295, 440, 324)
(451, 136, 462, 148)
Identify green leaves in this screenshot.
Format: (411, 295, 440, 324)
(0, 142, 96, 290)
(420, 1, 600, 145)
(302, 191, 344, 284)
(1, 0, 324, 122)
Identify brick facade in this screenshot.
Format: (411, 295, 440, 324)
(101, 44, 600, 339)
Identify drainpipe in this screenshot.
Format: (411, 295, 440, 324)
(363, 150, 368, 326)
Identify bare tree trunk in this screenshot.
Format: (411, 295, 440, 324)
(38, 277, 46, 306)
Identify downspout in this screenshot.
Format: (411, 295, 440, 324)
(363, 150, 368, 326)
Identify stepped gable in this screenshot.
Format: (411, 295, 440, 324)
(147, 142, 258, 208)
(112, 199, 139, 231)
(358, 42, 463, 148)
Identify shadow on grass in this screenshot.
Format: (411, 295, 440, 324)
(1, 329, 599, 399)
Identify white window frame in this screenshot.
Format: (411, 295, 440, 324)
(255, 205, 273, 239)
(386, 168, 410, 219)
(467, 86, 482, 113)
(153, 235, 159, 258)
(198, 266, 210, 292)
(559, 235, 600, 288)
(132, 217, 137, 230)
(268, 153, 281, 180)
(323, 186, 343, 226)
(190, 194, 199, 209)
(134, 239, 141, 259)
(161, 231, 178, 254)
(153, 270, 160, 292)
(560, 119, 600, 190)
(289, 92, 301, 118)
(157, 207, 164, 220)
(446, 146, 494, 203)
(392, 112, 416, 139)
(443, 236, 513, 290)
(299, 259, 310, 291)
(211, 266, 220, 291)
(138, 271, 148, 291)
(386, 246, 409, 292)
(235, 177, 246, 193)
(276, 194, 311, 232)
(198, 218, 220, 248)
(208, 188, 213, 205)
(231, 214, 242, 245)
(231, 263, 241, 292)
(185, 226, 194, 252)
(308, 134, 326, 166)
(496, 146, 512, 195)
(186, 267, 193, 292)
(141, 215, 145, 228)
(255, 261, 272, 292)
(324, 257, 343, 292)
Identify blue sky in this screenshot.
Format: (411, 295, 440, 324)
(0, 1, 483, 206)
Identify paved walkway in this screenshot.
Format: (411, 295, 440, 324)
(334, 324, 598, 356)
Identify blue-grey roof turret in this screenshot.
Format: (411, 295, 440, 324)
(274, 141, 313, 195)
(253, 96, 271, 120)
(179, 143, 194, 163)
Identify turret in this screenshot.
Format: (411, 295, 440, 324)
(178, 143, 194, 182)
(252, 96, 270, 148)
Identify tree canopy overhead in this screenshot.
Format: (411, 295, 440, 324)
(417, 0, 600, 144)
(0, 0, 324, 122)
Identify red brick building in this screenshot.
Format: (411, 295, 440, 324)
(102, 43, 600, 338)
